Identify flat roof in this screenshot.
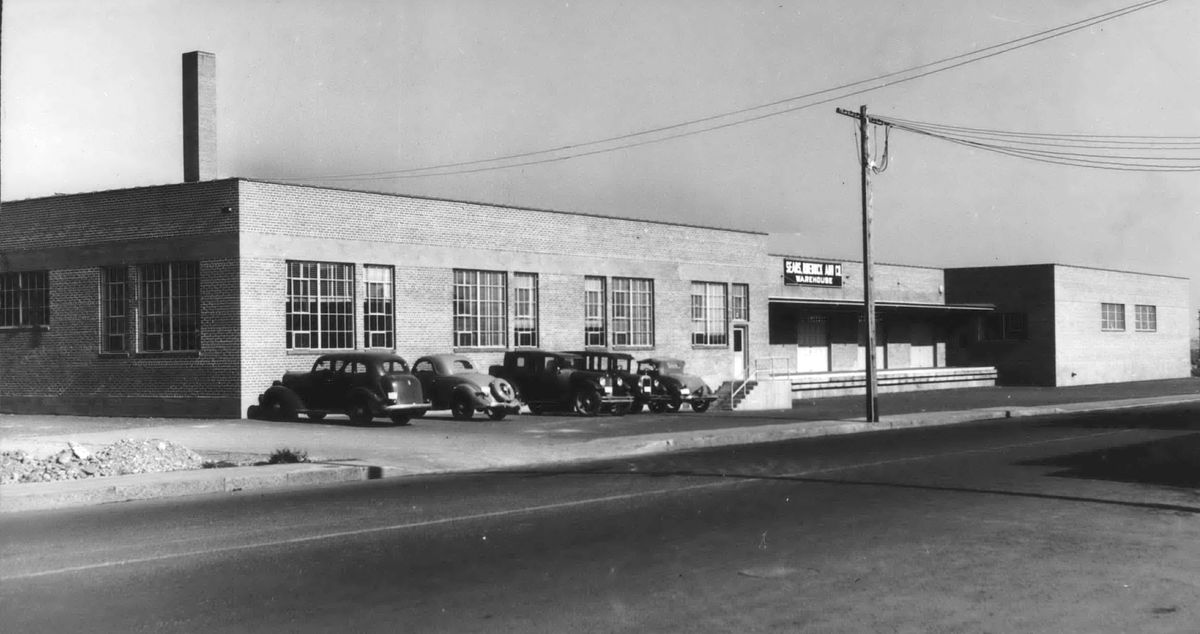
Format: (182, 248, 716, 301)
(1, 177, 765, 237)
(769, 297, 995, 312)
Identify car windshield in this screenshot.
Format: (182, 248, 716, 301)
(451, 359, 476, 374)
(558, 356, 582, 370)
(378, 359, 409, 374)
(637, 361, 657, 373)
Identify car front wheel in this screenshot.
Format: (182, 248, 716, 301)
(487, 409, 508, 421)
(665, 387, 683, 413)
(389, 412, 411, 425)
(574, 389, 601, 416)
(346, 397, 375, 425)
(691, 400, 711, 413)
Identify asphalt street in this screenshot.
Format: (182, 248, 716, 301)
(3, 403, 1199, 632)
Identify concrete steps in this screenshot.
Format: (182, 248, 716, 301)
(714, 380, 758, 411)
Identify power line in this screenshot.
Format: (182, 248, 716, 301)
(267, 0, 1171, 182)
(879, 115, 1200, 146)
(875, 116, 1200, 171)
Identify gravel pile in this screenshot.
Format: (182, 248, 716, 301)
(0, 439, 205, 485)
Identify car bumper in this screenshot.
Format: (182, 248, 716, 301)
(384, 402, 431, 414)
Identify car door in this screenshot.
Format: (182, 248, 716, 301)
(412, 359, 440, 407)
(307, 357, 340, 409)
(327, 359, 360, 410)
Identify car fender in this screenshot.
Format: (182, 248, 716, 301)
(260, 384, 305, 411)
(348, 386, 383, 411)
(451, 382, 489, 407)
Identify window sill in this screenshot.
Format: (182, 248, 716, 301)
(287, 349, 355, 355)
(136, 350, 202, 358)
(691, 345, 730, 350)
(453, 347, 508, 353)
(0, 325, 50, 332)
(98, 351, 132, 359)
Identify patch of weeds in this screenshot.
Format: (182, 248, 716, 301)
(202, 460, 239, 469)
(267, 448, 309, 464)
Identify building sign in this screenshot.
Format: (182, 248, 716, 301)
(784, 259, 843, 287)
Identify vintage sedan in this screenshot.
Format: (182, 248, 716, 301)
(637, 358, 719, 413)
(412, 354, 521, 421)
(490, 350, 633, 416)
(571, 350, 652, 414)
(254, 352, 430, 425)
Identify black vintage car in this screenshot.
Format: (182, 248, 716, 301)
(254, 352, 430, 425)
(489, 350, 632, 416)
(571, 350, 654, 414)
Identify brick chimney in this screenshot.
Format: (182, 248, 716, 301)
(182, 51, 217, 182)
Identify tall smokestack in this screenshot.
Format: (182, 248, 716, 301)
(182, 51, 217, 182)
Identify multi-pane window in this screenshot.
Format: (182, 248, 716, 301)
(691, 282, 728, 346)
(513, 273, 539, 348)
(453, 269, 506, 348)
(141, 262, 200, 352)
(0, 270, 49, 328)
(1135, 304, 1157, 332)
(1101, 303, 1125, 331)
(101, 266, 128, 352)
(363, 265, 394, 349)
(980, 312, 1028, 342)
(584, 276, 607, 347)
(287, 261, 354, 350)
(731, 283, 749, 322)
(612, 277, 654, 347)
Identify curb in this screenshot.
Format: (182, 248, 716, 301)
(3, 394, 1197, 513)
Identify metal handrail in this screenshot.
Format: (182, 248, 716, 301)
(729, 357, 792, 407)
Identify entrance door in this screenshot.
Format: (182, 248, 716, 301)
(796, 316, 830, 373)
(732, 325, 748, 380)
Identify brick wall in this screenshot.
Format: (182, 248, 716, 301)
(235, 180, 771, 414)
(1052, 265, 1190, 385)
(945, 265, 1057, 385)
(946, 264, 1191, 386)
(1, 181, 242, 416)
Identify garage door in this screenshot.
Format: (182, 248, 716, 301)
(796, 316, 830, 373)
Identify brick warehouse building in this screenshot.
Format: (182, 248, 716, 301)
(0, 178, 769, 417)
(0, 51, 1192, 417)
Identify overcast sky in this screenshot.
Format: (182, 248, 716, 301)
(3, 0, 1198, 333)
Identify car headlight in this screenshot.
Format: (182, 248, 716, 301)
(616, 377, 624, 387)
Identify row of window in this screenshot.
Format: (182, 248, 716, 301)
(1102, 303, 1156, 332)
(284, 262, 751, 352)
(0, 266, 201, 352)
(1, 265, 752, 353)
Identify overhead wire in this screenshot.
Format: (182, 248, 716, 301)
(267, 0, 1172, 182)
(871, 115, 1200, 171)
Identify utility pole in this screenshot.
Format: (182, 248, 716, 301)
(836, 105, 880, 422)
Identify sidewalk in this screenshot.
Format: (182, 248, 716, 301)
(3, 378, 1198, 513)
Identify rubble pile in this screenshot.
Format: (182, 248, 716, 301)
(0, 439, 205, 484)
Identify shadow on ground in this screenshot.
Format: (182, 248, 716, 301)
(1034, 404, 1200, 431)
(1020, 433, 1200, 489)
